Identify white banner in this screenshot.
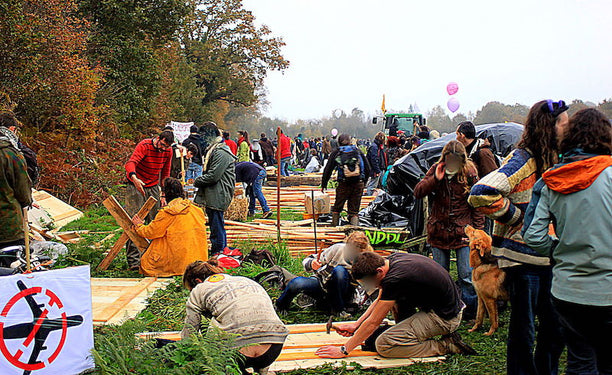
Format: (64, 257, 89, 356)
(170, 121, 194, 143)
(0, 266, 94, 375)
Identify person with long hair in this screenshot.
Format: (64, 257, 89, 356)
(523, 108, 612, 374)
(132, 177, 208, 276)
(469, 100, 569, 375)
(414, 140, 484, 318)
(182, 259, 288, 375)
(237, 130, 251, 162)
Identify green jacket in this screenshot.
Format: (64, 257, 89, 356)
(0, 139, 32, 245)
(194, 144, 236, 211)
(523, 151, 612, 306)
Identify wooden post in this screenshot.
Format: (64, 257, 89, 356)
(311, 190, 320, 261)
(276, 126, 282, 243)
(102, 196, 150, 252)
(23, 208, 30, 272)
(97, 196, 157, 271)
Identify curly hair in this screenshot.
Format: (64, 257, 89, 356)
(561, 108, 612, 156)
(437, 140, 476, 194)
(517, 100, 563, 177)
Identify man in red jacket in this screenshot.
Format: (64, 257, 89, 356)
(124, 130, 173, 270)
(223, 132, 238, 155)
(279, 129, 292, 176)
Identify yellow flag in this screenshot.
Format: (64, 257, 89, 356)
(381, 94, 386, 114)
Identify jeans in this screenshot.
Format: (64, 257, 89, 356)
(240, 343, 284, 375)
(248, 170, 270, 214)
(506, 265, 564, 375)
(276, 265, 351, 313)
(280, 157, 291, 176)
(185, 162, 203, 182)
(205, 208, 226, 256)
(431, 246, 477, 317)
(553, 298, 612, 375)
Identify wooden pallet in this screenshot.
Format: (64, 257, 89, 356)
(92, 277, 171, 325)
(136, 323, 446, 371)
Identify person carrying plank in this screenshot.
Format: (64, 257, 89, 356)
(182, 259, 288, 375)
(124, 130, 174, 270)
(316, 252, 477, 359)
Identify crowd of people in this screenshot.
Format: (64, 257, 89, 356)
(2, 98, 611, 375)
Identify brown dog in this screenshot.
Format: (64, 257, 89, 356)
(465, 225, 508, 336)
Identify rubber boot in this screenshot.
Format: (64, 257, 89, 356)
(349, 215, 360, 226)
(331, 212, 340, 227)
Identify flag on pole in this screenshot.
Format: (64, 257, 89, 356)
(381, 94, 387, 114)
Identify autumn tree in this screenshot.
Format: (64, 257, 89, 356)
(180, 0, 289, 114)
(0, 0, 101, 139)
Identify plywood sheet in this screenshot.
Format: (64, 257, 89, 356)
(31, 189, 84, 229)
(91, 277, 171, 325)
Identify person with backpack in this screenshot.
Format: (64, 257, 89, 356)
(0, 112, 39, 185)
(321, 133, 371, 227)
(275, 231, 374, 316)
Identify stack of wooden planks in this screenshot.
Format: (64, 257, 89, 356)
(225, 185, 378, 256)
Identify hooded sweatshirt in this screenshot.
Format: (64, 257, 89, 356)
(522, 150, 612, 306)
(136, 198, 208, 277)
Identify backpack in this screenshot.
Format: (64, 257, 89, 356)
(19, 143, 39, 185)
(335, 145, 364, 181)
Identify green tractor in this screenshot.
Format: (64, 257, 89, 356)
(372, 113, 426, 136)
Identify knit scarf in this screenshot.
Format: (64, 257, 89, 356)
(203, 136, 225, 169)
(0, 126, 19, 149)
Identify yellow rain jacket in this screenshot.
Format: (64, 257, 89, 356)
(136, 198, 208, 277)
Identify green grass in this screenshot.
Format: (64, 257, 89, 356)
(54, 206, 517, 374)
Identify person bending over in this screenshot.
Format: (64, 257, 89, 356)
(316, 252, 477, 359)
(182, 259, 288, 375)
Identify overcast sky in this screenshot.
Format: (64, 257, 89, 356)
(242, 0, 612, 121)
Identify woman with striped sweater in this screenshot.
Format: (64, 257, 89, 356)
(468, 100, 569, 375)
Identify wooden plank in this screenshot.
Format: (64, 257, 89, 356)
(97, 196, 157, 271)
(277, 349, 377, 361)
(93, 277, 158, 323)
(102, 196, 150, 252)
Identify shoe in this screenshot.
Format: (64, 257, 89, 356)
(331, 212, 340, 227)
(443, 331, 478, 355)
(349, 215, 359, 226)
(247, 211, 255, 218)
(262, 211, 273, 219)
(334, 311, 352, 320)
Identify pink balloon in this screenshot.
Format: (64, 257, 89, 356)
(447, 97, 460, 113)
(446, 82, 459, 96)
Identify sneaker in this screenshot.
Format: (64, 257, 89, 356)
(262, 211, 273, 219)
(443, 332, 478, 355)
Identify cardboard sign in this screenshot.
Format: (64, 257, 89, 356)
(0, 266, 94, 375)
(169, 121, 194, 143)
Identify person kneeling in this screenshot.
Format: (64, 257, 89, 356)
(316, 252, 477, 359)
(132, 177, 208, 277)
(275, 231, 373, 316)
(182, 260, 289, 375)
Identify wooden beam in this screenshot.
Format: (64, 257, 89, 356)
(102, 196, 150, 252)
(277, 349, 378, 361)
(97, 196, 157, 271)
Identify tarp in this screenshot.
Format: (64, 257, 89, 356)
(360, 122, 524, 233)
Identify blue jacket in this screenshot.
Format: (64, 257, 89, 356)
(522, 150, 612, 306)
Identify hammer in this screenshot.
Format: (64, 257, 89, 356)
(326, 316, 340, 334)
